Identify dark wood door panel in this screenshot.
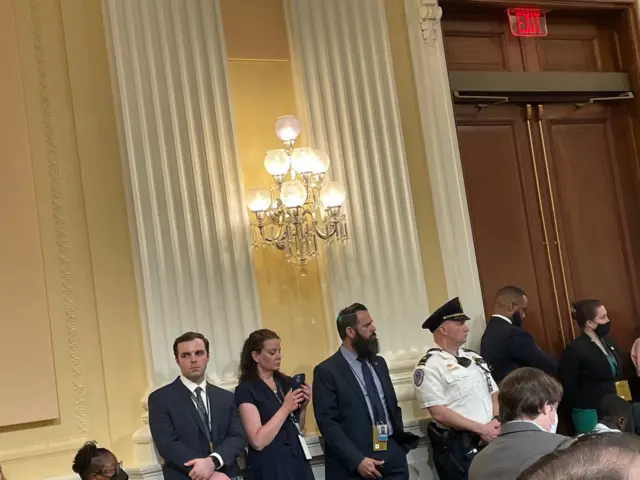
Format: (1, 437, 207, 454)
(539, 103, 640, 354)
(454, 104, 564, 355)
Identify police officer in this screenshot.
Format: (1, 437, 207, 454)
(412, 298, 500, 480)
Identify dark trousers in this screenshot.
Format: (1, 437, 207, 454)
(427, 424, 480, 480)
(348, 437, 409, 480)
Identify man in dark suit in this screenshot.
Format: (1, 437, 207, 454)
(149, 332, 245, 480)
(313, 303, 419, 480)
(480, 286, 556, 384)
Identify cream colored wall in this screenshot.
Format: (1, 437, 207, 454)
(385, 0, 448, 309)
(0, 0, 147, 478)
(220, 0, 332, 436)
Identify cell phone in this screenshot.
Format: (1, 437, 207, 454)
(292, 373, 306, 390)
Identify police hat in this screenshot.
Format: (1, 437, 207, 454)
(422, 297, 470, 332)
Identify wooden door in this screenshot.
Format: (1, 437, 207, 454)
(455, 101, 640, 358)
(537, 103, 640, 353)
(454, 104, 568, 355)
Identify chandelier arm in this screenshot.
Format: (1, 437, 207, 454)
(313, 220, 338, 240)
(257, 224, 286, 244)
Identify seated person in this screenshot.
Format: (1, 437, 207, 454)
(72, 441, 128, 480)
(517, 432, 640, 479)
(470, 367, 571, 480)
(593, 394, 632, 433)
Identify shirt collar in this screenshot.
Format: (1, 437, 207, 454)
(594, 423, 620, 433)
(507, 420, 546, 431)
(493, 314, 512, 324)
(340, 345, 360, 365)
(180, 375, 207, 393)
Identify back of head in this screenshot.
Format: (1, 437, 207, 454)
(72, 441, 112, 480)
(336, 303, 368, 340)
(495, 285, 526, 307)
(499, 367, 563, 423)
(518, 433, 640, 480)
(571, 299, 602, 330)
(598, 394, 632, 430)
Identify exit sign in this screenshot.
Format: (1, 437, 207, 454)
(507, 8, 548, 37)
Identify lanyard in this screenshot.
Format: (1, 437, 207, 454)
(273, 380, 304, 435)
(192, 388, 212, 432)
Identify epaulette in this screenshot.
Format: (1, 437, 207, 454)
(418, 347, 442, 366)
(462, 348, 480, 356)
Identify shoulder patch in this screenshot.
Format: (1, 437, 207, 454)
(418, 347, 442, 366)
(413, 369, 425, 387)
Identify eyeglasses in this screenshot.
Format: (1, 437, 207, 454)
(97, 461, 122, 478)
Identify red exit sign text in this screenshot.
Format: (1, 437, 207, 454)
(507, 8, 548, 37)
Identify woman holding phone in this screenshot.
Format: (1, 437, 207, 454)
(235, 329, 314, 480)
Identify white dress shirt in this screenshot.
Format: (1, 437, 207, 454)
(493, 314, 512, 324)
(180, 375, 224, 468)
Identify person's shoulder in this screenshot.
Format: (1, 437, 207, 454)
(149, 378, 179, 401)
(207, 382, 235, 401)
(315, 351, 341, 372)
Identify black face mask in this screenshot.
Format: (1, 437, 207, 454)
(593, 322, 610, 338)
(511, 310, 523, 328)
(105, 470, 129, 480)
(352, 331, 380, 359)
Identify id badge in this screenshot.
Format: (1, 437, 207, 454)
(616, 380, 632, 401)
(298, 434, 312, 460)
(373, 423, 388, 451)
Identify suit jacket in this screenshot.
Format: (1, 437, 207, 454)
(559, 333, 623, 410)
(313, 350, 418, 479)
(481, 316, 557, 384)
(469, 421, 571, 480)
(148, 378, 246, 480)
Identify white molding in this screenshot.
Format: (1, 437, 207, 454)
(285, 0, 432, 360)
(403, 0, 486, 348)
(101, 0, 262, 386)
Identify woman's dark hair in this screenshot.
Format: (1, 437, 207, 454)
(72, 441, 112, 479)
(499, 367, 563, 423)
(239, 329, 284, 382)
(571, 299, 603, 329)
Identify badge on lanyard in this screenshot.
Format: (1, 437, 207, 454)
(616, 380, 632, 401)
(373, 422, 388, 451)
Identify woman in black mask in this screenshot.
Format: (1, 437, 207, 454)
(72, 441, 128, 480)
(559, 299, 624, 434)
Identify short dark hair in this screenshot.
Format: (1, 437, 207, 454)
(499, 367, 563, 423)
(517, 433, 640, 480)
(571, 299, 603, 330)
(173, 331, 210, 358)
(598, 394, 631, 425)
(496, 285, 526, 302)
(336, 303, 368, 340)
(72, 441, 113, 480)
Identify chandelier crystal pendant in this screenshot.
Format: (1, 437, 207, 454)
(245, 115, 349, 270)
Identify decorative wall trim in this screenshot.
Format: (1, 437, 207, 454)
(403, 0, 486, 348)
(285, 0, 432, 365)
(102, 0, 262, 386)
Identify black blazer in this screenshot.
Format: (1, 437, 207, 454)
(312, 350, 418, 479)
(148, 378, 246, 479)
(559, 333, 623, 410)
(481, 316, 557, 384)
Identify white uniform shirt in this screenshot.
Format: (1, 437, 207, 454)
(412, 348, 497, 425)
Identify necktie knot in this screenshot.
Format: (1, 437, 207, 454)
(195, 386, 203, 395)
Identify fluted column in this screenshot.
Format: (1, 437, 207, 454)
(403, 0, 485, 347)
(103, 0, 261, 387)
(286, 0, 431, 361)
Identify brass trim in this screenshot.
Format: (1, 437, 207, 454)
(536, 105, 577, 339)
(525, 105, 567, 347)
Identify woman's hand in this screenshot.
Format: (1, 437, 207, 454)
(299, 383, 312, 409)
(283, 388, 305, 414)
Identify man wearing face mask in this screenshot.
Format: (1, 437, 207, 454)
(469, 367, 572, 480)
(481, 286, 556, 384)
(413, 297, 500, 480)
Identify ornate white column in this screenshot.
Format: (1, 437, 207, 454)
(102, 0, 262, 387)
(403, 0, 485, 347)
(286, 0, 431, 361)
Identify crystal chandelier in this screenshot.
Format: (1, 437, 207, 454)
(246, 115, 348, 270)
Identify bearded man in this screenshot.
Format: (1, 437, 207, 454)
(312, 303, 419, 480)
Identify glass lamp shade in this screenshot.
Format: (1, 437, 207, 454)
(246, 187, 271, 212)
(320, 181, 346, 208)
(311, 149, 330, 174)
(275, 115, 301, 143)
(264, 149, 290, 176)
(291, 147, 317, 174)
(280, 180, 307, 208)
